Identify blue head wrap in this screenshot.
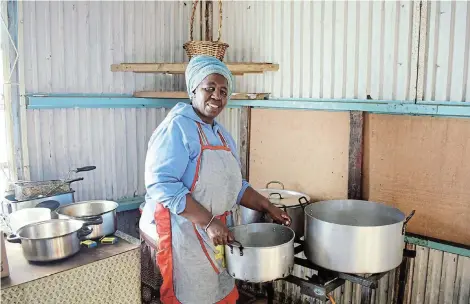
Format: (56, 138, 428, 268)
(185, 55, 234, 99)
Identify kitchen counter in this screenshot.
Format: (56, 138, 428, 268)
(1, 231, 141, 304)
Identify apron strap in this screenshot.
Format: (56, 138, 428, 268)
(217, 131, 229, 148)
(196, 122, 210, 146)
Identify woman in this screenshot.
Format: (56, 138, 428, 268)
(140, 55, 291, 304)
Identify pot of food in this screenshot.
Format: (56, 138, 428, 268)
(304, 200, 415, 274)
(225, 223, 295, 283)
(55, 200, 119, 239)
(258, 181, 311, 239)
(7, 218, 102, 262)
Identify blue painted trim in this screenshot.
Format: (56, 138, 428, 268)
(116, 196, 144, 212)
(26, 95, 470, 117)
(405, 235, 470, 258)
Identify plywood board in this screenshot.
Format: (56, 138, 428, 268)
(249, 109, 349, 201)
(363, 114, 470, 246)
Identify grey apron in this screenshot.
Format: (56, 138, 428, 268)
(155, 121, 243, 304)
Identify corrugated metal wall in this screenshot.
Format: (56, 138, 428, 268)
(423, 1, 470, 102)
(23, 0, 196, 94)
(215, 0, 418, 100)
(26, 107, 241, 201)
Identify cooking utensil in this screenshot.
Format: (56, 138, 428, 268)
(55, 200, 118, 239)
(304, 199, 415, 274)
(7, 208, 54, 235)
(7, 217, 102, 262)
(258, 181, 311, 239)
(35, 200, 60, 211)
(225, 223, 295, 283)
(14, 166, 96, 201)
(1, 191, 75, 215)
(236, 181, 285, 226)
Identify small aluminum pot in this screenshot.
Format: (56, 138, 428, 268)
(257, 181, 311, 239)
(7, 218, 101, 262)
(55, 200, 118, 240)
(225, 223, 295, 283)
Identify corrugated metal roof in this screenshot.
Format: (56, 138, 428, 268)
(26, 107, 242, 201)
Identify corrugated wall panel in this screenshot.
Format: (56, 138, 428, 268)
(423, 0, 470, 102)
(214, 0, 417, 100)
(26, 107, 241, 201)
(270, 245, 470, 304)
(22, 0, 200, 94)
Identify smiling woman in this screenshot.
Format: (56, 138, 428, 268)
(139, 55, 291, 304)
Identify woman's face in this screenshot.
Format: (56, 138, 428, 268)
(192, 73, 229, 124)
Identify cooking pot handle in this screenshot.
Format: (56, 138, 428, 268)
(266, 181, 284, 190)
(298, 196, 309, 209)
(77, 226, 94, 239)
(402, 210, 416, 235)
(269, 192, 283, 199)
(6, 234, 21, 243)
(227, 240, 244, 256)
(75, 166, 97, 172)
(82, 216, 104, 226)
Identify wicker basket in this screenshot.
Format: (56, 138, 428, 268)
(183, 0, 228, 61)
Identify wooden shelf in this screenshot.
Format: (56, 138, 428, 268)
(134, 91, 269, 100)
(111, 63, 279, 75)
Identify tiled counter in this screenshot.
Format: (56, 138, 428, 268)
(1, 231, 141, 304)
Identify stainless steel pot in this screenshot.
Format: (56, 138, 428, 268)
(258, 181, 311, 239)
(7, 218, 101, 262)
(304, 200, 415, 274)
(55, 200, 118, 239)
(225, 223, 295, 283)
(8, 208, 55, 235)
(1, 191, 75, 215)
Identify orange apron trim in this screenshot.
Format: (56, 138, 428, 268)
(154, 203, 181, 304)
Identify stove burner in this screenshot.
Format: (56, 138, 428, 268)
(260, 240, 416, 304)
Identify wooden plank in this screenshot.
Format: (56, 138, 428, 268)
(110, 62, 280, 74)
(438, 252, 458, 304)
(249, 109, 349, 202)
(348, 111, 364, 199)
(410, 246, 429, 304)
(133, 91, 270, 100)
(363, 114, 470, 245)
(239, 107, 250, 181)
(404, 244, 416, 304)
(424, 249, 443, 304)
(204, 0, 213, 41)
(453, 255, 470, 304)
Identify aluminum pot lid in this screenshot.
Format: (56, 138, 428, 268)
(257, 181, 311, 208)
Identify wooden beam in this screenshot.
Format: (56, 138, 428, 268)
(111, 63, 279, 74)
(205, 0, 213, 41)
(347, 111, 364, 200)
(239, 107, 251, 181)
(133, 91, 270, 100)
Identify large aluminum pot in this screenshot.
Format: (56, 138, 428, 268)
(225, 223, 295, 283)
(55, 200, 118, 239)
(7, 218, 100, 262)
(304, 200, 415, 274)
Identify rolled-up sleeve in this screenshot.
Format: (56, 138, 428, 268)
(145, 120, 190, 215)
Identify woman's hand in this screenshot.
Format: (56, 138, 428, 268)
(206, 218, 234, 246)
(266, 204, 291, 226)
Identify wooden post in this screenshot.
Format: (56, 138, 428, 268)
(239, 107, 251, 181)
(348, 111, 364, 199)
(205, 0, 213, 41)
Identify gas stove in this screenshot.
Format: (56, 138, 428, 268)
(237, 240, 416, 304)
